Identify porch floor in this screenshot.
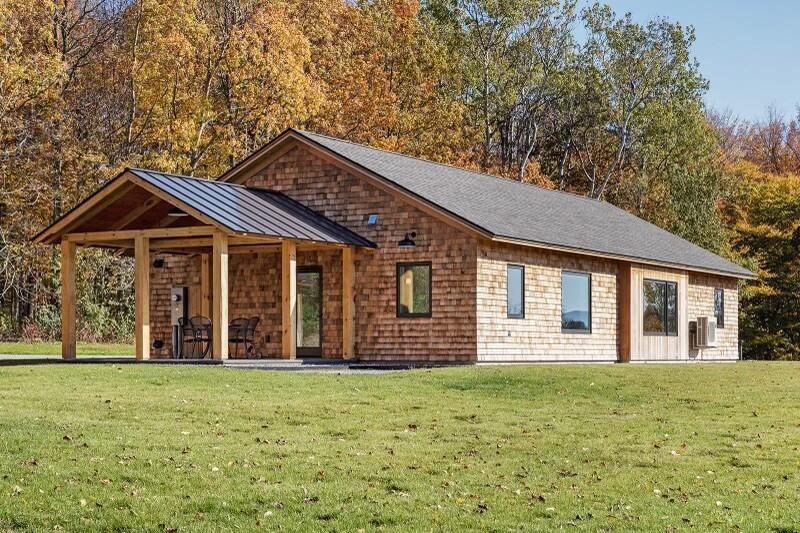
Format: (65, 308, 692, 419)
(0, 354, 467, 371)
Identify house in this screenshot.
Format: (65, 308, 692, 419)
(34, 128, 755, 363)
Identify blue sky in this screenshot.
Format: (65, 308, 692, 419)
(592, 0, 799, 121)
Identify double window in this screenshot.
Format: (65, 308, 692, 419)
(561, 272, 592, 333)
(396, 262, 432, 317)
(714, 288, 725, 328)
(643, 279, 678, 336)
(507, 265, 525, 318)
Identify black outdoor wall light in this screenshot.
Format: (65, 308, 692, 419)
(152, 258, 165, 268)
(398, 232, 417, 248)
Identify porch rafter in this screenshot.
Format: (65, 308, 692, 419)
(111, 195, 161, 230)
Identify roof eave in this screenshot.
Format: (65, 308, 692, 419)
(491, 236, 757, 280)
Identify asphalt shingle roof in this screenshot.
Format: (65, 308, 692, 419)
(295, 130, 752, 278)
(130, 169, 375, 247)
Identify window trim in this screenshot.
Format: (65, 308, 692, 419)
(507, 264, 525, 319)
(561, 270, 592, 334)
(396, 261, 432, 318)
(642, 278, 679, 337)
(714, 288, 725, 329)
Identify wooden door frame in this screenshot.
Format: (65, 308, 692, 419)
(296, 265, 323, 357)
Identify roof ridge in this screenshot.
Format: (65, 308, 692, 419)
(128, 167, 247, 188)
(292, 129, 611, 207)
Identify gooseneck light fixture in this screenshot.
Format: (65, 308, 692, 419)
(398, 232, 417, 248)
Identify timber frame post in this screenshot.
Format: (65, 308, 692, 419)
(281, 239, 297, 359)
(200, 253, 211, 319)
(60, 239, 77, 360)
(134, 235, 150, 360)
(342, 247, 356, 359)
(212, 231, 229, 360)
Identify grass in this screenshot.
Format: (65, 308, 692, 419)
(0, 363, 798, 531)
(0, 341, 133, 356)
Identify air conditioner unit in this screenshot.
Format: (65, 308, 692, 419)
(696, 316, 717, 348)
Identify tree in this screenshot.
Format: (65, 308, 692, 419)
(572, 4, 707, 200)
(731, 172, 800, 359)
(308, 0, 469, 163)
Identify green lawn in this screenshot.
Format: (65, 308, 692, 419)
(0, 363, 798, 531)
(0, 342, 133, 356)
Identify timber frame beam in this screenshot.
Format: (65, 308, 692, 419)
(65, 225, 217, 243)
(111, 195, 162, 230)
(87, 236, 349, 256)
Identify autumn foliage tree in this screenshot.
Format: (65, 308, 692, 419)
(0, 0, 774, 355)
(717, 137, 800, 360)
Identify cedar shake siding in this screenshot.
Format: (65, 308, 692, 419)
(148, 248, 347, 359)
(136, 132, 749, 363)
(688, 273, 739, 360)
(149, 254, 200, 359)
(476, 241, 619, 362)
(246, 145, 478, 361)
(143, 142, 743, 363)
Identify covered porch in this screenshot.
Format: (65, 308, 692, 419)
(33, 169, 375, 361)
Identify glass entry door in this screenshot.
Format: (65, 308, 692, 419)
(297, 267, 322, 357)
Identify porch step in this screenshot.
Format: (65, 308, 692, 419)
(222, 358, 472, 372)
(222, 358, 351, 371)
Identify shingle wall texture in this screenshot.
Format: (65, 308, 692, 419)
(688, 273, 739, 360)
(476, 241, 618, 362)
(147, 143, 740, 363)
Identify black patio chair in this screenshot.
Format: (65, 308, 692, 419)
(189, 315, 212, 359)
(177, 317, 196, 358)
(228, 317, 249, 359)
(246, 316, 261, 358)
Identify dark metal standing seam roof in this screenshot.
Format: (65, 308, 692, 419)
(129, 169, 375, 247)
(289, 130, 754, 278)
